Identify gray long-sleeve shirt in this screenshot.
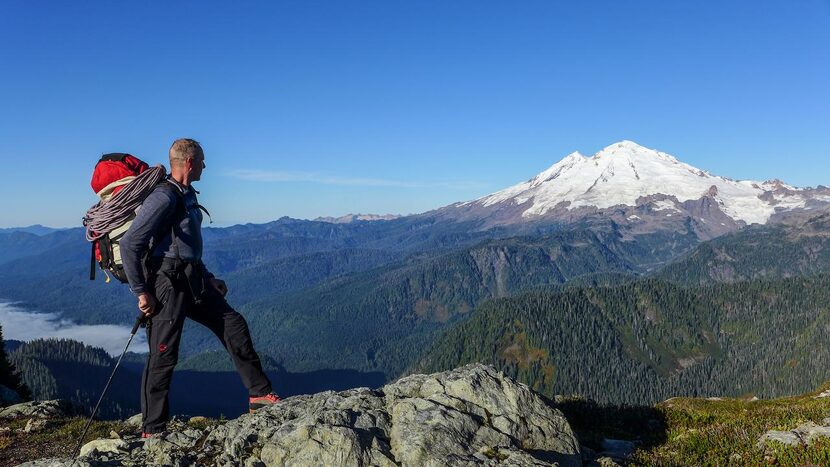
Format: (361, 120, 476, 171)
(121, 178, 212, 296)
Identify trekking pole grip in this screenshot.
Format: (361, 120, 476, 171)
(131, 313, 145, 335)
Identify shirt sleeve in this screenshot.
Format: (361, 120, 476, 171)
(121, 188, 177, 296)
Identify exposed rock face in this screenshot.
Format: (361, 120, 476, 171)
(758, 421, 830, 447)
(79, 438, 130, 458)
(0, 400, 77, 420)
(314, 213, 402, 224)
(23, 364, 580, 466)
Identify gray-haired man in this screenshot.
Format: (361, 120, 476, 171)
(122, 138, 280, 436)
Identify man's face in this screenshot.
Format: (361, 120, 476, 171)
(189, 152, 206, 181)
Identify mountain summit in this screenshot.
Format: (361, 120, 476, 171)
(441, 141, 830, 232)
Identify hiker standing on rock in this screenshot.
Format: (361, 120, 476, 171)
(121, 138, 280, 437)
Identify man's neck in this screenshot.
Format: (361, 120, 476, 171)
(170, 171, 190, 186)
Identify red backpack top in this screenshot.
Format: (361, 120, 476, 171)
(86, 153, 162, 283)
(90, 153, 149, 199)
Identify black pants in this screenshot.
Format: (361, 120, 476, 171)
(140, 264, 272, 433)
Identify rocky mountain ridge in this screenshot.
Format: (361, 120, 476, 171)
(313, 214, 402, 224)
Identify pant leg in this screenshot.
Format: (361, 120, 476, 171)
(140, 270, 189, 433)
(187, 286, 272, 397)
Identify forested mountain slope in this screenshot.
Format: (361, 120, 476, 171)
(658, 210, 830, 285)
(416, 275, 830, 405)
(10, 339, 136, 418)
(239, 228, 691, 378)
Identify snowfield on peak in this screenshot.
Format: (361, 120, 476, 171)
(472, 141, 814, 225)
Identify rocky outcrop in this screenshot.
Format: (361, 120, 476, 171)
(758, 420, 830, 447)
(0, 400, 77, 420)
(23, 364, 581, 466)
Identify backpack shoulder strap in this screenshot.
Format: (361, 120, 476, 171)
(156, 181, 212, 222)
(150, 180, 187, 259)
(154, 181, 186, 218)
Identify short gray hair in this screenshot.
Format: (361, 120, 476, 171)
(169, 138, 203, 167)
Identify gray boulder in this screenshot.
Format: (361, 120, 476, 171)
(594, 457, 623, 467)
(382, 365, 579, 466)
(24, 417, 50, 433)
(79, 438, 129, 458)
(0, 399, 76, 420)
(759, 421, 830, 447)
(18, 461, 92, 467)
(124, 413, 143, 428)
(213, 363, 580, 466)
(26, 364, 581, 466)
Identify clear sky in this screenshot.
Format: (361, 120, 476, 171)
(1, 1, 828, 228)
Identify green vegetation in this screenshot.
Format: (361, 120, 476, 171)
(644, 395, 830, 465)
(0, 415, 225, 465)
(555, 382, 830, 466)
(0, 417, 124, 465)
(418, 275, 830, 405)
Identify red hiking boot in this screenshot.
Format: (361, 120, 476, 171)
(249, 393, 281, 413)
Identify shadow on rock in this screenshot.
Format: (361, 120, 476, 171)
(552, 396, 668, 456)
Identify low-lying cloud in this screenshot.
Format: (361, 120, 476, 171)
(225, 169, 485, 190)
(0, 302, 146, 356)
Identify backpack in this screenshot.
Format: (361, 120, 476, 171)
(91, 153, 149, 200)
(84, 153, 181, 283)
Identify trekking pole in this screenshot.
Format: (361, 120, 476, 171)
(72, 313, 145, 458)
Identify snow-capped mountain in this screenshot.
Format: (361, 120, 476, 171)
(437, 141, 830, 237)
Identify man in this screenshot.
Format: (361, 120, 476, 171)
(121, 138, 280, 437)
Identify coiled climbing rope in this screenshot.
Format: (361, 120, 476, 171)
(83, 165, 167, 241)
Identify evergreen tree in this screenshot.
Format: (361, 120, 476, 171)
(0, 325, 31, 401)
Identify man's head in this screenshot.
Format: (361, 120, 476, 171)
(169, 138, 205, 183)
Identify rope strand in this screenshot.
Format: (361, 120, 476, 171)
(83, 166, 167, 241)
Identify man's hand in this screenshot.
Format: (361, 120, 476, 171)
(209, 278, 228, 297)
(138, 293, 158, 317)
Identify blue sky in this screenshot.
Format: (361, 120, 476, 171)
(1, 1, 828, 228)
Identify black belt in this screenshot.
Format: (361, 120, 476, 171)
(148, 257, 207, 304)
(148, 256, 203, 272)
